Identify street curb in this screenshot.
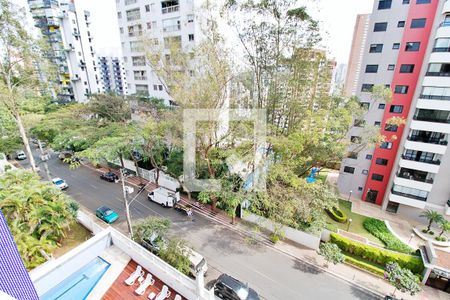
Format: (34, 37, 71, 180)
(82, 163, 384, 299)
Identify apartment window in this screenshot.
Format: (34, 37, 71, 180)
(392, 184, 428, 201)
(358, 186, 363, 191)
(385, 84, 391, 89)
(366, 154, 373, 160)
(426, 63, 450, 76)
(362, 169, 369, 175)
(119, 27, 124, 34)
(129, 41, 143, 52)
(411, 18, 426, 28)
(421, 86, 450, 100)
(360, 102, 370, 109)
(374, 121, 381, 126)
(371, 174, 384, 181)
(126, 8, 140, 21)
(378, 0, 392, 9)
(147, 22, 152, 30)
(380, 142, 393, 149)
(164, 36, 181, 49)
(416, 0, 431, 4)
(392, 43, 400, 49)
(125, 0, 137, 4)
(374, 22, 388, 32)
(433, 38, 450, 52)
(354, 119, 365, 127)
(135, 84, 149, 96)
(188, 34, 195, 41)
(365, 65, 379, 73)
(405, 42, 420, 51)
(369, 44, 383, 53)
(378, 103, 386, 109)
(187, 14, 194, 23)
(387, 64, 395, 71)
(361, 84, 374, 92)
(400, 64, 415, 73)
(376, 158, 389, 166)
(343, 166, 355, 174)
(397, 21, 405, 28)
(351, 136, 362, 143)
(394, 85, 409, 94)
(390, 105, 403, 113)
(385, 124, 398, 132)
(403, 0, 410, 3)
(145, 4, 150, 12)
(117, 12, 122, 19)
(162, 0, 180, 14)
(163, 17, 181, 32)
(347, 152, 358, 159)
(128, 24, 143, 37)
(132, 56, 146, 66)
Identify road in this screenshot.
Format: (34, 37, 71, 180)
(18, 147, 381, 300)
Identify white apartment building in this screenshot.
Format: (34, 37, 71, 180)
(27, 0, 101, 103)
(98, 56, 128, 95)
(115, 0, 205, 105)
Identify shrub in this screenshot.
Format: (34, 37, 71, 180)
(422, 229, 428, 234)
(435, 236, 447, 242)
(325, 223, 338, 232)
(363, 218, 415, 254)
(326, 206, 348, 223)
(330, 233, 424, 274)
(270, 234, 280, 244)
(4, 164, 12, 172)
(319, 243, 344, 266)
(344, 255, 385, 277)
(429, 231, 435, 235)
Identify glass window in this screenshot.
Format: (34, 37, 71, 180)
(421, 86, 450, 100)
(358, 186, 363, 191)
(378, 103, 386, 109)
(376, 158, 388, 165)
(426, 63, 450, 76)
(378, 0, 392, 9)
(388, 64, 395, 70)
(385, 124, 398, 132)
(344, 166, 355, 174)
(392, 184, 428, 201)
(126, 8, 140, 21)
(433, 38, 450, 52)
(411, 18, 426, 28)
(390, 105, 403, 113)
(380, 142, 393, 149)
(365, 65, 379, 73)
(400, 64, 415, 73)
(374, 22, 388, 32)
(398, 21, 405, 28)
(369, 44, 383, 53)
(374, 121, 381, 126)
(361, 84, 374, 92)
(188, 34, 195, 41)
(351, 136, 362, 143)
(416, 0, 431, 3)
(392, 43, 400, 49)
(372, 174, 384, 181)
(403, 0, 410, 3)
(145, 4, 150, 12)
(162, 17, 181, 32)
(405, 42, 420, 51)
(366, 154, 373, 160)
(361, 102, 370, 109)
(394, 85, 409, 94)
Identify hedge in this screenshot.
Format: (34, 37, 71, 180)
(330, 233, 424, 274)
(344, 255, 385, 277)
(326, 207, 348, 223)
(363, 218, 415, 254)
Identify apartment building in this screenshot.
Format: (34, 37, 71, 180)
(343, 14, 371, 97)
(338, 0, 450, 220)
(27, 0, 101, 103)
(98, 56, 128, 95)
(115, 0, 204, 105)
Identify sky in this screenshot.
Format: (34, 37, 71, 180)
(13, 0, 374, 64)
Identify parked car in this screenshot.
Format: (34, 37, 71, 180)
(100, 171, 119, 182)
(52, 177, 68, 190)
(214, 274, 260, 300)
(95, 206, 119, 224)
(15, 151, 27, 160)
(141, 232, 165, 254)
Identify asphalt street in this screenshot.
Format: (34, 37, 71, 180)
(18, 146, 381, 300)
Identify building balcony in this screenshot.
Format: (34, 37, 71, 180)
(71, 74, 80, 81)
(401, 154, 441, 165)
(417, 98, 450, 112)
(411, 119, 450, 134)
(134, 76, 147, 81)
(162, 5, 179, 14)
(404, 139, 448, 155)
(73, 31, 80, 37)
(443, 0, 450, 14)
(399, 157, 440, 174)
(388, 192, 427, 209)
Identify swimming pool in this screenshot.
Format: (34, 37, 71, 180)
(41, 256, 110, 300)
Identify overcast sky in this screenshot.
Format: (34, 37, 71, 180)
(14, 0, 374, 64)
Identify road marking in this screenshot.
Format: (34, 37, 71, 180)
(89, 183, 98, 189)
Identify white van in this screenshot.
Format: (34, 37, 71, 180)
(148, 187, 180, 207)
(186, 248, 208, 278)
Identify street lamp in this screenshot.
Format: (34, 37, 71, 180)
(347, 218, 353, 232)
(408, 233, 415, 244)
(347, 190, 353, 202)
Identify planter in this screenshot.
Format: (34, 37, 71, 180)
(326, 207, 348, 223)
(413, 227, 450, 247)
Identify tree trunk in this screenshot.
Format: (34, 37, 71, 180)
(210, 194, 217, 212)
(119, 153, 125, 169)
(38, 139, 51, 180)
(15, 113, 37, 172)
(427, 220, 432, 232)
(155, 168, 160, 185)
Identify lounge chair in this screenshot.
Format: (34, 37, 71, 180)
(174, 295, 182, 300)
(155, 285, 171, 300)
(135, 273, 155, 296)
(125, 265, 144, 286)
(148, 292, 156, 300)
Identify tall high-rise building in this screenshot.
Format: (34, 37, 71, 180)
(343, 14, 371, 97)
(98, 56, 128, 95)
(338, 0, 450, 219)
(115, 0, 205, 105)
(27, 0, 101, 103)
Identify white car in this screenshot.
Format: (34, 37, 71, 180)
(52, 177, 68, 190)
(15, 151, 27, 160)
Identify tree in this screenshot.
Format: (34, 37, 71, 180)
(132, 217, 171, 245)
(0, 0, 55, 172)
(318, 242, 344, 267)
(0, 107, 22, 154)
(0, 170, 78, 269)
(88, 93, 131, 123)
(385, 262, 421, 296)
(158, 238, 191, 276)
(420, 210, 444, 232)
(438, 220, 450, 239)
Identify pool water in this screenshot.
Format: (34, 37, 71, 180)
(41, 257, 110, 300)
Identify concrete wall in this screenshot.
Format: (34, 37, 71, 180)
(243, 213, 321, 250)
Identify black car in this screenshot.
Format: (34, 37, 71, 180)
(100, 171, 119, 182)
(214, 274, 260, 300)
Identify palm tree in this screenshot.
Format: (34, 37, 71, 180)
(438, 221, 450, 238)
(420, 210, 444, 232)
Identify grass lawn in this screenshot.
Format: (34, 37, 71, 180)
(316, 168, 330, 184)
(325, 199, 384, 245)
(53, 222, 92, 258)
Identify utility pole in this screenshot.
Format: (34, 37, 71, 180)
(120, 168, 133, 238)
(38, 139, 51, 180)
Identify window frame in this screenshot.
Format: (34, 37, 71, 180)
(374, 22, 388, 32)
(411, 18, 426, 28)
(365, 64, 379, 73)
(399, 64, 415, 73)
(405, 42, 420, 52)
